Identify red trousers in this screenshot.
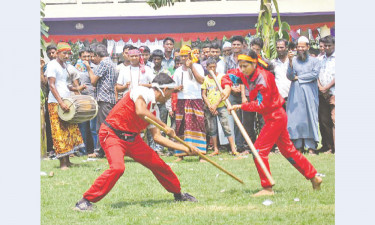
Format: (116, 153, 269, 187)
(252, 108, 317, 188)
(83, 125, 181, 203)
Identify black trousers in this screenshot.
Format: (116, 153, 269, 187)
(94, 101, 115, 156)
(44, 100, 54, 153)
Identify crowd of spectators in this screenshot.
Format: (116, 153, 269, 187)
(41, 34, 335, 168)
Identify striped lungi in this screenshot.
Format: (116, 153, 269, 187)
(175, 99, 206, 156)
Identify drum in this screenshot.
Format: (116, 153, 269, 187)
(58, 95, 98, 123)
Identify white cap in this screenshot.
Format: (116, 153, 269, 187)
(223, 41, 231, 48)
(297, 36, 309, 44)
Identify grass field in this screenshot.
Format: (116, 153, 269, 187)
(41, 152, 334, 225)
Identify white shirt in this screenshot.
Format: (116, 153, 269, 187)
(173, 63, 205, 99)
(116, 63, 128, 75)
(46, 60, 71, 103)
(116, 63, 130, 96)
(271, 57, 291, 98)
(319, 52, 335, 95)
(130, 86, 159, 129)
(118, 65, 154, 91)
(216, 59, 226, 74)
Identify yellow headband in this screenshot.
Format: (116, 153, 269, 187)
(238, 54, 257, 63)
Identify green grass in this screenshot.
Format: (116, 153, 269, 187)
(41, 153, 334, 225)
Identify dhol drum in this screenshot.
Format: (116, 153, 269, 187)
(58, 95, 98, 123)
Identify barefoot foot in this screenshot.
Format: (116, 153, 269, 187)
(209, 151, 220, 156)
(252, 188, 274, 197)
(311, 176, 323, 190)
(174, 157, 184, 162)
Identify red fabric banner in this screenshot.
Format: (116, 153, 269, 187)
(43, 22, 334, 43)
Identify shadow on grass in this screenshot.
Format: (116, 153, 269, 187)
(52, 163, 94, 169)
(111, 199, 172, 208)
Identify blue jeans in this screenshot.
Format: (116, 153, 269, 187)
(78, 116, 98, 155)
(229, 94, 244, 148)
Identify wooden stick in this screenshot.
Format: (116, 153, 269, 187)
(144, 116, 244, 185)
(208, 70, 275, 186)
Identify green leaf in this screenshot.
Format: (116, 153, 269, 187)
(272, 0, 282, 29)
(41, 22, 49, 32)
(282, 30, 290, 40)
(40, 1, 45, 10)
(41, 29, 49, 38)
(281, 21, 291, 31)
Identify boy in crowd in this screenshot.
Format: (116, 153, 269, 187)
(201, 58, 238, 156)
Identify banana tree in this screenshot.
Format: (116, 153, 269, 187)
(146, 0, 290, 60)
(41, 1, 49, 52)
(255, 0, 290, 59)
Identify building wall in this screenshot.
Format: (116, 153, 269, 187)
(44, 0, 335, 18)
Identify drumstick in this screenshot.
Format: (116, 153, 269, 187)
(208, 70, 275, 186)
(144, 116, 244, 184)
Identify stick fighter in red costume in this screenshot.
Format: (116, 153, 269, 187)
(221, 50, 322, 197)
(75, 73, 198, 211)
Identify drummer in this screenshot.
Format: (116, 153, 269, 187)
(45, 42, 85, 170)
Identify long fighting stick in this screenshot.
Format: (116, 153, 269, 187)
(208, 70, 275, 186)
(144, 116, 244, 184)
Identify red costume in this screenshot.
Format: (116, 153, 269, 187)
(83, 87, 181, 202)
(221, 67, 317, 188)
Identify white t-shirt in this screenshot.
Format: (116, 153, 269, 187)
(173, 63, 205, 99)
(216, 59, 226, 74)
(271, 58, 291, 99)
(116, 64, 130, 97)
(46, 60, 71, 103)
(118, 65, 154, 91)
(130, 86, 159, 129)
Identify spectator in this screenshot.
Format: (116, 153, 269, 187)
(162, 37, 175, 71)
(76, 47, 98, 156)
(286, 36, 321, 155)
(46, 44, 57, 62)
(115, 45, 136, 101)
(250, 37, 263, 55)
(42, 44, 57, 158)
(209, 42, 225, 74)
(318, 40, 325, 59)
(173, 45, 206, 162)
(222, 41, 232, 57)
(45, 42, 84, 169)
(173, 48, 180, 59)
(309, 47, 320, 57)
(201, 58, 238, 156)
(271, 39, 291, 109)
(318, 35, 335, 154)
(89, 43, 99, 70)
(225, 35, 246, 151)
(140, 45, 152, 67)
(166, 57, 183, 155)
(84, 44, 117, 158)
(147, 49, 172, 155)
(200, 43, 211, 65)
(168, 55, 182, 75)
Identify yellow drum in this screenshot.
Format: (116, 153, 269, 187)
(58, 95, 98, 123)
